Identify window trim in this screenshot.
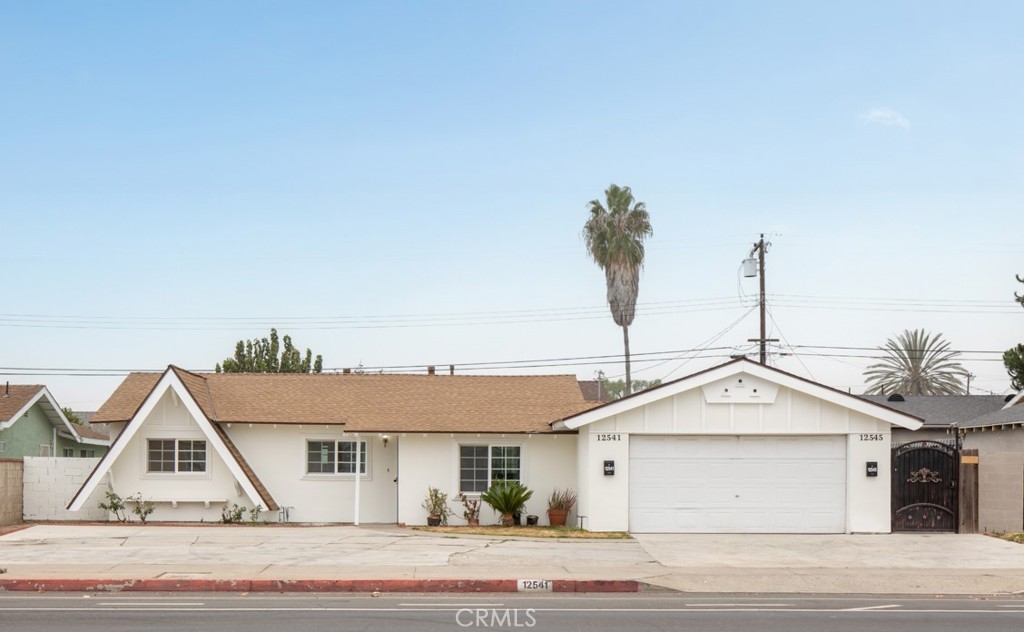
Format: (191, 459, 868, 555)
(457, 442, 524, 494)
(303, 438, 371, 480)
(62, 447, 75, 458)
(142, 436, 210, 478)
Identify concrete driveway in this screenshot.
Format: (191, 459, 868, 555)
(3, 525, 1024, 593)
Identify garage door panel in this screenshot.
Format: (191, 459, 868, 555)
(629, 435, 846, 533)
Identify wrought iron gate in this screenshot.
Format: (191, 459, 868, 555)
(891, 441, 959, 532)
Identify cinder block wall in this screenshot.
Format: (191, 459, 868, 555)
(964, 430, 1024, 532)
(23, 457, 108, 521)
(0, 459, 23, 525)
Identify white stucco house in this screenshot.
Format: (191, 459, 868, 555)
(70, 359, 922, 533)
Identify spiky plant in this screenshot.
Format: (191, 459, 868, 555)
(480, 481, 533, 527)
(582, 184, 653, 396)
(863, 329, 969, 395)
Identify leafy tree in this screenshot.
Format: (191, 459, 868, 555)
(582, 184, 653, 396)
(863, 329, 968, 395)
(62, 407, 82, 424)
(1004, 344, 1024, 392)
(1005, 274, 1024, 390)
(597, 372, 661, 400)
(215, 328, 324, 374)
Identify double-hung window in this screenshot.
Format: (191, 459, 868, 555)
(306, 440, 368, 475)
(147, 439, 207, 473)
(459, 445, 521, 493)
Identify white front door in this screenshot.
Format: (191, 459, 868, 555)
(629, 435, 847, 533)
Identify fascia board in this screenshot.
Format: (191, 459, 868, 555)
(563, 361, 922, 431)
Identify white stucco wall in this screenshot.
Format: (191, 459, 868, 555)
(23, 457, 108, 521)
(397, 433, 577, 526)
(576, 378, 896, 533)
(107, 391, 249, 521)
(227, 425, 398, 523)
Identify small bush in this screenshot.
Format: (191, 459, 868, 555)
(127, 493, 156, 524)
(98, 490, 130, 522)
(221, 503, 248, 523)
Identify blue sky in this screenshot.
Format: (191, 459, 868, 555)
(2, 1, 1022, 408)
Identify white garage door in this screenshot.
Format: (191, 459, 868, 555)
(629, 435, 846, 533)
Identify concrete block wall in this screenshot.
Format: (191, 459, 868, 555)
(965, 429, 1024, 533)
(0, 459, 23, 525)
(23, 457, 109, 521)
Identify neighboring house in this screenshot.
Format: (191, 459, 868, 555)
(956, 392, 1024, 532)
(0, 384, 111, 459)
(70, 359, 922, 534)
(859, 394, 1008, 443)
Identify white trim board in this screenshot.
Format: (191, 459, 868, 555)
(556, 359, 924, 431)
(68, 369, 264, 511)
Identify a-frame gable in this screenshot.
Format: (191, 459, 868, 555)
(68, 368, 271, 511)
(556, 358, 924, 431)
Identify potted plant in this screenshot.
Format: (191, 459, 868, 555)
(480, 481, 533, 527)
(547, 488, 577, 527)
(458, 492, 481, 527)
(422, 486, 454, 526)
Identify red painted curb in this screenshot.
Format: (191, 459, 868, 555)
(0, 578, 642, 593)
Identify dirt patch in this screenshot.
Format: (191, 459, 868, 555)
(412, 525, 631, 539)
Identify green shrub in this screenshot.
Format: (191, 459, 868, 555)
(221, 503, 248, 523)
(481, 481, 533, 525)
(127, 493, 155, 524)
(98, 490, 130, 522)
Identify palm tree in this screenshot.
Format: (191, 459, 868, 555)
(582, 184, 653, 395)
(863, 329, 969, 395)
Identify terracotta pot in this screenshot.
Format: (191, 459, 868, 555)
(547, 509, 569, 526)
(467, 518, 480, 527)
(427, 516, 442, 527)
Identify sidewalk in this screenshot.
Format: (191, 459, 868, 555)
(1, 524, 1024, 594)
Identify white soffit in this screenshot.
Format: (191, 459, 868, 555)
(560, 359, 923, 431)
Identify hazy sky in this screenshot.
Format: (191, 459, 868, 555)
(2, 1, 1021, 409)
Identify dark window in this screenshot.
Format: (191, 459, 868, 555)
(147, 439, 205, 473)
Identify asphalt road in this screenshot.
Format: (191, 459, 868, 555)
(1, 593, 1023, 632)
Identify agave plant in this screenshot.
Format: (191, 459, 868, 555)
(863, 329, 969, 395)
(480, 481, 533, 527)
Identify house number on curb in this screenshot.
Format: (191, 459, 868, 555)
(596, 434, 622, 442)
(517, 579, 553, 592)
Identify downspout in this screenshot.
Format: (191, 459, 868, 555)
(354, 433, 361, 526)
(52, 426, 57, 457)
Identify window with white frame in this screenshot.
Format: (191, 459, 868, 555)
(306, 440, 367, 475)
(459, 445, 521, 493)
(147, 439, 207, 473)
(62, 447, 74, 457)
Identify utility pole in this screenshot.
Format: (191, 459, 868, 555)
(746, 234, 778, 365)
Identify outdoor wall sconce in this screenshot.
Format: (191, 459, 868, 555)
(381, 435, 390, 448)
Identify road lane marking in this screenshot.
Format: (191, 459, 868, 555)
(399, 603, 505, 607)
(844, 605, 901, 611)
(97, 602, 205, 607)
(686, 603, 792, 607)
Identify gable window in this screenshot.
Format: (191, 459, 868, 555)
(63, 447, 75, 457)
(147, 439, 206, 473)
(459, 445, 521, 493)
(306, 440, 368, 475)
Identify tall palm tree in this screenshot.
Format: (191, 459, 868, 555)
(582, 184, 653, 395)
(863, 329, 969, 395)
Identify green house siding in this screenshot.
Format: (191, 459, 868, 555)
(0, 403, 107, 459)
(0, 404, 54, 458)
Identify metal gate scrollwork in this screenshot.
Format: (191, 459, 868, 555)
(892, 441, 958, 532)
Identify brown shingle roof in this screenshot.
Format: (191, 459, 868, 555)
(93, 372, 161, 424)
(0, 385, 44, 422)
(94, 369, 593, 433)
(72, 423, 109, 441)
